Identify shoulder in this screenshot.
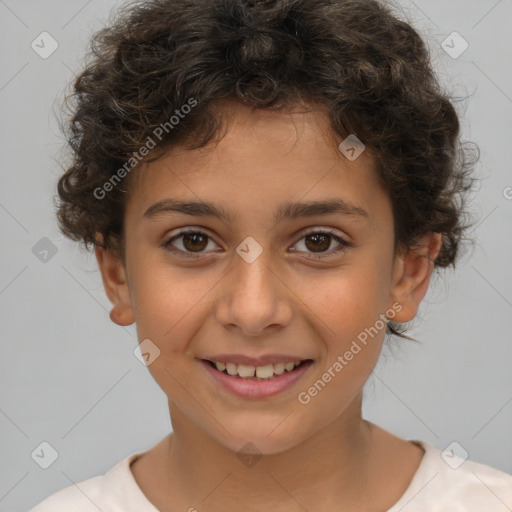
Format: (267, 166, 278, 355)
(436, 447, 512, 506)
(29, 476, 103, 512)
(28, 452, 144, 512)
(28, 474, 105, 512)
(389, 440, 512, 511)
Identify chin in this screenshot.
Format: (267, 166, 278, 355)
(211, 417, 310, 457)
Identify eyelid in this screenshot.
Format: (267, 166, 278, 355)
(295, 226, 347, 241)
(163, 226, 222, 258)
(290, 227, 351, 259)
(166, 226, 217, 241)
(163, 226, 352, 259)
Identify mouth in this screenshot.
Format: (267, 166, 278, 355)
(203, 359, 311, 380)
(199, 358, 314, 398)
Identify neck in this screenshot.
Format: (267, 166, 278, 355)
(164, 394, 375, 512)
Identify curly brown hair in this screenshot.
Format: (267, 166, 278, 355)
(54, 0, 478, 339)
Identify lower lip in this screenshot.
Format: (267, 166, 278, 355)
(200, 360, 313, 399)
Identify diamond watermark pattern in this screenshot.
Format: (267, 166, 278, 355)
(441, 441, 469, 469)
(31, 441, 59, 469)
(338, 134, 365, 161)
(31, 32, 59, 59)
(237, 442, 262, 468)
(441, 32, 469, 59)
(32, 237, 58, 263)
(134, 338, 161, 366)
(236, 236, 263, 264)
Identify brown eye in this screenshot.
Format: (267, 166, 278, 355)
(181, 232, 208, 252)
(292, 230, 350, 259)
(304, 233, 331, 252)
(164, 229, 218, 257)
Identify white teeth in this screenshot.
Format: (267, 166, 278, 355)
(273, 362, 285, 375)
(210, 360, 306, 379)
(226, 363, 238, 376)
(237, 364, 255, 377)
(255, 364, 274, 378)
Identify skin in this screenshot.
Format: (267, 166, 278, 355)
(95, 100, 442, 512)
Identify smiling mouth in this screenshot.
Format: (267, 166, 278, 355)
(203, 359, 313, 380)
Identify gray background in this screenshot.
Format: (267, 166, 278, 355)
(1, 1, 511, 510)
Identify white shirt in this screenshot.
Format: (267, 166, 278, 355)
(29, 440, 512, 511)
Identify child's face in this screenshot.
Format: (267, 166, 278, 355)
(97, 101, 439, 455)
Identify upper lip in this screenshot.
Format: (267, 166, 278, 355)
(201, 354, 312, 366)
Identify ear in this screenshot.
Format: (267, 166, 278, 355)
(94, 233, 135, 326)
(388, 232, 442, 323)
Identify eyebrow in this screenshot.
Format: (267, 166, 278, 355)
(143, 198, 369, 223)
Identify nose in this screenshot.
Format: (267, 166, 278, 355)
(215, 247, 293, 337)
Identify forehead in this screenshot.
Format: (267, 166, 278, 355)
(125, 102, 389, 224)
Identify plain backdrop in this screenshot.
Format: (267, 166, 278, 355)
(1, 0, 511, 510)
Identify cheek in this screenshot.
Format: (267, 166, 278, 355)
(129, 261, 210, 356)
(130, 269, 209, 397)
(303, 261, 390, 341)
(294, 271, 387, 418)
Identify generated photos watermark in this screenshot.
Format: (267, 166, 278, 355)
(93, 97, 198, 200)
(297, 301, 403, 405)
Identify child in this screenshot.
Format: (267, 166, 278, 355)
(30, 0, 512, 510)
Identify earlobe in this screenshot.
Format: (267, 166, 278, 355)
(94, 233, 135, 326)
(388, 232, 442, 323)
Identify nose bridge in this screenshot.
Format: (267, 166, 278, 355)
(232, 243, 278, 308)
(216, 241, 292, 335)
(234, 246, 274, 298)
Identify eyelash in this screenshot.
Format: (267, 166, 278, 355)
(162, 227, 351, 260)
